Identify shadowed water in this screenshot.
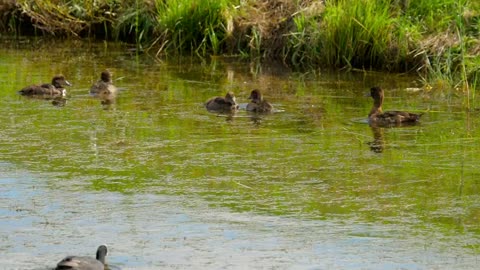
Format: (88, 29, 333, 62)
(0, 38, 479, 269)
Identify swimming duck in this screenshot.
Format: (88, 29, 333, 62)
(205, 91, 239, 112)
(18, 75, 71, 96)
(56, 245, 108, 270)
(368, 86, 422, 126)
(90, 70, 118, 96)
(246, 89, 273, 113)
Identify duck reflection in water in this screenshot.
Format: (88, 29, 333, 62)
(99, 96, 116, 110)
(368, 126, 386, 153)
(51, 96, 68, 107)
(20, 95, 68, 107)
(247, 113, 263, 126)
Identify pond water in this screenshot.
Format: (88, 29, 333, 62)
(0, 38, 479, 269)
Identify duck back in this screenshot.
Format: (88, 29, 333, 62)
(370, 111, 422, 126)
(246, 100, 273, 113)
(19, 84, 53, 95)
(56, 245, 107, 270)
(19, 75, 70, 97)
(205, 92, 238, 112)
(56, 256, 104, 270)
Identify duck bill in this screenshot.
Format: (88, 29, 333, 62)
(64, 80, 72, 86)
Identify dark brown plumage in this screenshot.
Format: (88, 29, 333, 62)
(368, 86, 422, 126)
(246, 89, 273, 113)
(205, 91, 239, 112)
(90, 70, 117, 96)
(18, 75, 71, 96)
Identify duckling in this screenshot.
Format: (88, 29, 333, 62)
(205, 91, 239, 112)
(368, 86, 422, 126)
(18, 75, 71, 96)
(246, 89, 273, 113)
(56, 245, 108, 270)
(90, 70, 117, 96)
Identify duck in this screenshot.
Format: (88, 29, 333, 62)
(246, 89, 273, 113)
(90, 70, 118, 96)
(56, 245, 108, 270)
(18, 75, 71, 96)
(368, 86, 422, 126)
(205, 91, 239, 112)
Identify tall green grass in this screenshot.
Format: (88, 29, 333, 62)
(115, 0, 157, 45)
(3, 0, 479, 99)
(284, 0, 479, 93)
(284, 13, 319, 66)
(286, 0, 418, 71)
(153, 0, 230, 55)
(406, 0, 464, 32)
(320, 0, 399, 69)
(409, 0, 478, 107)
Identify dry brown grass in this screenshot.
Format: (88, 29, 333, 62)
(467, 38, 480, 56)
(0, 0, 18, 31)
(232, 0, 304, 59)
(19, 1, 84, 35)
(420, 31, 461, 56)
(16, 0, 117, 36)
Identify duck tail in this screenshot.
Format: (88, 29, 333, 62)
(18, 89, 29, 95)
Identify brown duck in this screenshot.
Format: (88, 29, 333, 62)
(18, 75, 71, 96)
(90, 70, 118, 96)
(246, 89, 273, 113)
(205, 91, 239, 112)
(368, 86, 422, 126)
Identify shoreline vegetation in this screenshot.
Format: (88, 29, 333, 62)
(1, 1, 479, 98)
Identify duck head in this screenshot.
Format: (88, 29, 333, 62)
(248, 89, 263, 103)
(101, 70, 113, 83)
(225, 91, 237, 105)
(51, 75, 72, 88)
(370, 86, 384, 104)
(96, 244, 108, 264)
(369, 86, 384, 115)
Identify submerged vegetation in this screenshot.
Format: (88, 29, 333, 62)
(1, 0, 479, 93)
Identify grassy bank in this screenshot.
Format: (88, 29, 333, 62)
(1, 0, 479, 93)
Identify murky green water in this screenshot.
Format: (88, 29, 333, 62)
(0, 37, 479, 269)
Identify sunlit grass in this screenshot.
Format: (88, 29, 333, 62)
(153, 0, 230, 55)
(2, 0, 479, 104)
(114, 0, 157, 46)
(406, 0, 465, 32)
(320, 0, 398, 69)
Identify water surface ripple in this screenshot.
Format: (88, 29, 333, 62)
(0, 39, 479, 269)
